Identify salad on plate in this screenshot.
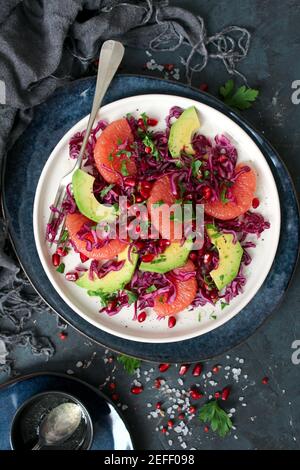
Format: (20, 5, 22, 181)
(46, 105, 270, 328)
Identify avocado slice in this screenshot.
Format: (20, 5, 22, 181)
(206, 225, 243, 291)
(76, 246, 138, 292)
(168, 106, 201, 157)
(72, 169, 117, 223)
(139, 239, 193, 274)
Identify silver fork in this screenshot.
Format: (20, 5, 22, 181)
(47, 40, 125, 244)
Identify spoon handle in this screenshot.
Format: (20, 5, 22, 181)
(32, 440, 43, 450)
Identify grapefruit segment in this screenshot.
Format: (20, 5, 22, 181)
(153, 260, 197, 316)
(66, 212, 127, 260)
(94, 118, 136, 183)
(204, 163, 256, 220)
(147, 175, 181, 240)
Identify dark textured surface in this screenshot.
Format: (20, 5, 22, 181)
(1, 0, 300, 450)
(3, 75, 299, 362)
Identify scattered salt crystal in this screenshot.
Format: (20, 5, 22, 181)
(234, 435, 238, 440)
(146, 377, 150, 382)
(226, 355, 230, 359)
(150, 411, 158, 418)
(168, 440, 173, 446)
(147, 415, 151, 419)
(181, 442, 187, 449)
(209, 380, 218, 387)
(206, 372, 212, 378)
(147, 403, 152, 408)
(167, 407, 172, 414)
(67, 369, 74, 375)
(178, 378, 184, 386)
(208, 395, 213, 400)
(230, 408, 236, 414)
(133, 379, 141, 387)
(76, 361, 83, 368)
(239, 396, 244, 401)
(225, 366, 231, 371)
(149, 368, 154, 373)
(239, 358, 244, 364)
(122, 405, 128, 411)
(144, 371, 148, 375)
(242, 403, 247, 407)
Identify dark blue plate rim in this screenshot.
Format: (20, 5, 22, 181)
(2, 74, 300, 362)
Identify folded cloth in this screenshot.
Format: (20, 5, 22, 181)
(0, 0, 251, 372)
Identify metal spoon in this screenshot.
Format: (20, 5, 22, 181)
(32, 402, 82, 450)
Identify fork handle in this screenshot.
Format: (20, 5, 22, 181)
(75, 40, 125, 169)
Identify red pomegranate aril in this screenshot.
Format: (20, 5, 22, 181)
(107, 300, 117, 312)
(214, 391, 221, 399)
(199, 83, 208, 92)
(65, 271, 78, 282)
(262, 376, 269, 385)
(212, 365, 220, 373)
(189, 252, 197, 262)
(131, 386, 143, 395)
(140, 187, 151, 199)
(56, 247, 68, 257)
(138, 311, 147, 323)
(167, 419, 174, 428)
(79, 252, 89, 263)
(124, 177, 136, 187)
(154, 378, 161, 389)
(52, 253, 60, 267)
(112, 393, 119, 401)
(252, 197, 260, 209)
(168, 316, 176, 328)
(190, 389, 203, 400)
(137, 118, 145, 128)
(189, 406, 196, 414)
(202, 186, 212, 200)
(164, 63, 174, 72)
(159, 239, 171, 249)
(135, 225, 141, 233)
(204, 425, 209, 433)
(147, 118, 158, 126)
(218, 155, 228, 163)
(221, 386, 231, 401)
(179, 364, 190, 376)
(135, 194, 143, 203)
(161, 426, 167, 434)
(59, 331, 67, 340)
(108, 382, 116, 390)
(159, 363, 170, 373)
(142, 253, 155, 262)
(178, 413, 185, 420)
(155, 402, 162, 410)
(135, 241, 145, 251)
(185, 193, 193, 201)
(192, 363, 202, 377)
(203, 253, 212, 264)
(144, 146, 152, 154)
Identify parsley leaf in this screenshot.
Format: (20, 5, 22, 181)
(117, 355, 141, 374)
(100, 184, 115, 198)
(87, 289, 113, 307)
(192, 159, 202, 177)
(220, 186, 229, 204)
(60, 230, 69, 243)
(121, 160, 129, 176)
(221, 301, 229, 310)
(220, 79, 259, 110)
(199, 400, 233, 437)
(152, 200, 165, 207)
(124, 290, 137, 305)
(142, 134, 160, 161)
(146, 285, 157, 293)
(56, 263, 65, 274)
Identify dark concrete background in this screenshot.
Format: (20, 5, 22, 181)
(1, 0, 300, 450)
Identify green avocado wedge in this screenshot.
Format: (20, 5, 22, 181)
(206, 225, 243, 291)
(76, 246, 138, 292)
(139, 239, 193, 274)
(168, 106, 201, 157)
(72, 169, 117, 223)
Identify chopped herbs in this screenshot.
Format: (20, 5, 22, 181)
(56, 263, 65, 273)
(221, 301, 229, 310)
(117, 354, 141, 374)
(199, 400, 233, 437)
(146, 285, 157, 293)
(150, 255, 167, 264)
(220, 186, 229, 204)
(124, 290, 137, 305)
(192, 159, 202, 177)
(87, 289, 113, 307)
(100, 184, 115, 198)
(121, 160, 129, 176)
(142, 134, 160, 161)
(60, 230, 69, 243)
(153, 200, 165, 207)
(219, 79, 259, 110)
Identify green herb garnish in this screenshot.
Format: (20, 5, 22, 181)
(146, 285, 157, 293)
(152, 200, 165, 207)
(199, 400, 233, 437)
(142, 134, 160, 161)
(220, 79, 259, 110)
(56, 263, 65, 273)
(124, 290, 137, 305)
(120, 160, 129, 176)
(220, 186, 229, 204)
(100, 184, 114, 198)
(60, 230, 69, 243)
(117, 355, 141, 374)
(221, 301, 229, 310)
(87, 289, 113, 307)
(192, 159, 202, 177)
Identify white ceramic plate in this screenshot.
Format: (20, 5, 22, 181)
(33, 94, 281, 343)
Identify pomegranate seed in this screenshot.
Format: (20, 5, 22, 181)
(262, 376, 269, 385)
(155, 402, 162, 410)
(56, 247, 68, 257)
(59, 331, 67, 340)
(124, 177, 136, 187)
(199, 83, 208, 92)
(252, 197, 260, 209)
(203, 253, 212, 264)
(80, 252, 89, 263)
(192, 363, 202, 377)
(142, 253, 155, 262)
(210, 289, 219, 303)
(137, 118, 145, 128)
(135, 225, 141, 233)
(161, 426, 167, 434)
(135, 194, 143, 203)
(65, 271, 78, 282)
(147, 118, 158, 126)
(214, 391, 221, 399)
(131, 386, 143, 395)
(154, 378, 161, 389)
(107, 300, 118, 312)
(108, 382, 116, 390)
(212, 365, 220, 373)
(168, 316, 176, 328)
(145, 146, 151, 154)
(179, 364, 190, 376)
(138, 311, 147, 323)
(52, 253, 60, 267)
(218, 155, 228, 163)
(190, 389, 203, 400)
(202, 186, 212, 200)
(140, 187, 151, 199)
(185, 193, 193, 201)
(158, 239, 171, 248)
(204, 425, 209, 433)
(134, 241, 145, 251)
(167, 419, 174, 428)
(189, 252, 197, 262)
(189, 406, 196, 414)
(221, 386, 231, 401)
(112, 393, 119, 401)
(164, 63, 174, 71)
(178, 413, 185, 420)
(159, 363, 170, 373)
